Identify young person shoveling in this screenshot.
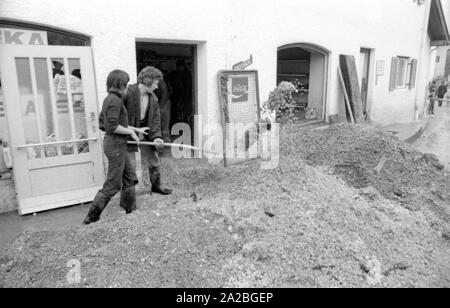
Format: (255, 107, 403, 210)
(83, 70, 150, 225)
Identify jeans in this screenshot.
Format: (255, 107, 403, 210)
(438, 95, 445, 107)
(100, 136, 138, 198)
(140, 144, 161, 169)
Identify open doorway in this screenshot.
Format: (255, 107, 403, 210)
(135, 42, 196, 143)
(277, 44, 328, 123)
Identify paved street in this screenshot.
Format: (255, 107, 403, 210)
(413, 104, 450, 170)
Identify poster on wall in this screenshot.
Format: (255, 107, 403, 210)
(376, 60, 385, 85)
(217, 70, 261, 167)
(231, 77, 249, 103)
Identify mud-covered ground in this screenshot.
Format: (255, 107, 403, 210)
(1, 124, 449, 288)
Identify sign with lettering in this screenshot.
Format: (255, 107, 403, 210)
(376, 61, 385, 76)
(232, 55, 253, 71)
(231, 77, 249, 103)
(55, 75, 83, 94)
(376, 60, 385, 85)
(0, 28, 48, 46)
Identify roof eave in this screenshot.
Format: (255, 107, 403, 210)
(429, 0, 450, 46)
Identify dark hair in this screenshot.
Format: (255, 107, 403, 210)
(106, 70, 130, 92)
(137, 66, 163, 86)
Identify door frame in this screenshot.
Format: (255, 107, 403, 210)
(277, 43, 331, 123)
(135, 38, 207, 148)
(360, 47, 375, 120)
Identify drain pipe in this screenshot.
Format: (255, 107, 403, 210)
(414, 0, 433, 120)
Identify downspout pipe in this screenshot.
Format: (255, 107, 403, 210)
(414, 0, 433, 120)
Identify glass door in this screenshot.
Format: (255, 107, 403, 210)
(0, 45, 105, 215)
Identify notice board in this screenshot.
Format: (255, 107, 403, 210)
(218, 70, 261, 166)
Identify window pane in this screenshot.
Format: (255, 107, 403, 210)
(52, 58, 75, 155)
(15, 58, 42, 159)
(396, 59, 407, 87)
(406, 63, 412, 86)
(68, 59, 89, 154)
(34, 58, 60, 157)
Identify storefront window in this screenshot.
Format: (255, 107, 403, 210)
(0, 21, 90, 46)
(0, 21, 91, 160)
(15, 58, 44, 159)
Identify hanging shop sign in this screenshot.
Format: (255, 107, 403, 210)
(232, 55, 253, 71)
(0, 28, 48, 46)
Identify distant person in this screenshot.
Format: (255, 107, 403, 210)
(437, 81, 448, 107)
(167, 60, 193, 126)
(428, 82, 437, 115)
(52, 61, 65, 78)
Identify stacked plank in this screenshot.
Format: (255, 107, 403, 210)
(339, 55, 365, 124)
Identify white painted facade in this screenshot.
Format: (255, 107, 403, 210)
(0, 0, 448, 214)
(1, 0, 448, 127)
(434, 46, 450, 80)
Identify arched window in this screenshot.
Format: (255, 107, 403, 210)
(0, 20, 90, 46)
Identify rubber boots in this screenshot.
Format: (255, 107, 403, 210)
(120, 186, 137, 214)
(83, 191, 111, 225)
(149, 167, 172, 195)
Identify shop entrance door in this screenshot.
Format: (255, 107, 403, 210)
(0, 45, 104, 215)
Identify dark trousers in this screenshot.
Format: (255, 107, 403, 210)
(428, 99, 436, 115)
(438, 95, 445, 106)
(100, 137, 138, 198)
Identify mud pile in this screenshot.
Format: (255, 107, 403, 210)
(1, 124, 449, 288)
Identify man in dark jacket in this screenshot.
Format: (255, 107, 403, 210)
(437, 82, 448, 107)
(123, 66, 172, 195)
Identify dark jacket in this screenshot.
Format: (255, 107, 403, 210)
(123, 84, 162, 152)
(99, 91, 129, 144)
(438, 85, 448, 98)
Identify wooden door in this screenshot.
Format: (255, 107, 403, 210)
(0, 45, 104, 215)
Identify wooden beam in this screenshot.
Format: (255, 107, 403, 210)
(337, 67, 355, 124)
(339, 55, 365, 123)
(431, 40, 450, 46)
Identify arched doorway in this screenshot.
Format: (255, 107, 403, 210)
(277, 43, 329, 123)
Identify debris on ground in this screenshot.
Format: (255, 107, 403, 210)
(1, 124, 449, 288)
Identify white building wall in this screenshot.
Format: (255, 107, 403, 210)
(435, 46, 450, 79)
(0, 0, 438, 127)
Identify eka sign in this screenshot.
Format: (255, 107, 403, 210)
(0, 28, 48, 46)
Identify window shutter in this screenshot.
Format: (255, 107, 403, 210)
(389, 57, 399, 92)
(409, 59, 418, 89)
